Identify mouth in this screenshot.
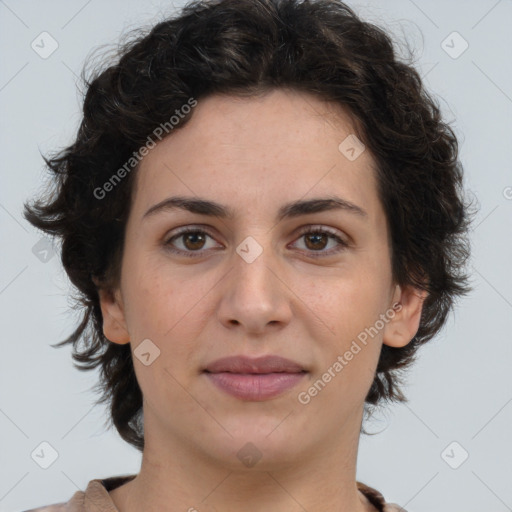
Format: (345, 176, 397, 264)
(203, 355, 308, 401)
(204, 354, 306, 374)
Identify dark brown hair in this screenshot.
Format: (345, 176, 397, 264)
(24, 0, 476, 451)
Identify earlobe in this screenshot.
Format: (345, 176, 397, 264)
(97, 287, 130, 345)
(382, 284, 428, 348)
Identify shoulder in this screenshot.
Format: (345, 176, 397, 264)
(22, 504, 68, 511)
(21, 495, 82, 512)
(357, 480, 408, 512)
(383, 504, 407, 512)
(19, 486, 85, 512)
(20, 474, 137, 512)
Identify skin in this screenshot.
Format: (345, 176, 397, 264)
(99, 88, 427, 512)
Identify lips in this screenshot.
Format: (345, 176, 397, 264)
(204, 355, 305, 374)
(203, 355, 307, 401)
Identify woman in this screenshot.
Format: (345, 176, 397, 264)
(23, 0, 474, 510)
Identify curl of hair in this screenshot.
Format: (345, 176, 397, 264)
(24, 0, 476, 451)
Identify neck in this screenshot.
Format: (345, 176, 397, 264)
(110, 408, 376, 512)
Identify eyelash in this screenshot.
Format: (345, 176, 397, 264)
(163, 225, 349, 259)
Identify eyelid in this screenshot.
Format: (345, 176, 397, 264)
(163, 224, 222, 249)
(291, 225, 350, 257)
(163, 223, 350, 258)
(294, 224, 347, 242)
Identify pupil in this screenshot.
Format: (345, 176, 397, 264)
(185, 232, 204, 250)
(182, 232, 328, 251)
(307, 233, 326, 250)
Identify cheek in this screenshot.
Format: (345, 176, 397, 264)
(297, 263, 389, 340)
(123, 268, 205, 412)
(303, 275, 386, 411)
(295, 259, 391, 395)
(121, 255, 213, 378)
(121, 251, 194, 338)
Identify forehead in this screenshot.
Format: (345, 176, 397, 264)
(132, 88, 381, 223)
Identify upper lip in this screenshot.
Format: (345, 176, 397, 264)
(204, 355, 306, 374)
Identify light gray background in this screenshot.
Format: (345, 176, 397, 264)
(1, 1, 511, 511)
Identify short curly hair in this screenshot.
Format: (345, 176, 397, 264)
(24, 0, 476, 451)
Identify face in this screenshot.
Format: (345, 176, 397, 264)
(100, 88, 425, 470)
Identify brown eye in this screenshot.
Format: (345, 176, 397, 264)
(181, 231, 207, 250)
(164, 228, 220, 258)
(293, 227, 349, 258)
(304, 232, 329, 251)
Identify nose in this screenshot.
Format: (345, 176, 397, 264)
(216, 241, 292, 335)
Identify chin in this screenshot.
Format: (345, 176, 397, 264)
(195, 418, 307, 471)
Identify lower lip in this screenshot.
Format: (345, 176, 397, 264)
(205, 372, 307, 401)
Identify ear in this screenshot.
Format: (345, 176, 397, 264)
(96, 286, 130, 345)
(382, 283, 428, 348)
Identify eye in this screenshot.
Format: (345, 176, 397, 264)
(163, 227, 220, 258)
(291, 226, 349, 257)
(163, 225, 349, 258)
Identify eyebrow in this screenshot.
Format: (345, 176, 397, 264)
(142, 195, 368, 222)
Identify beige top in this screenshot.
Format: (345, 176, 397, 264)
(23, 475, 407, 512)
